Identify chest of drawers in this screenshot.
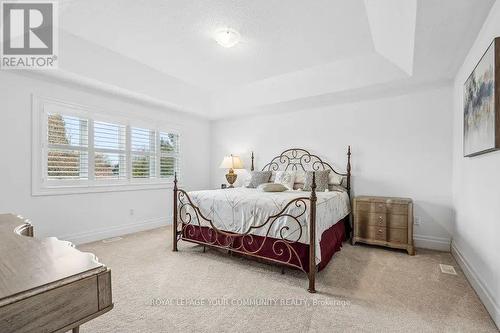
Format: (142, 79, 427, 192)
(352, 196, 415, 255)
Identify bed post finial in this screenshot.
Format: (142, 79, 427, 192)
(308, 171, 317, 293)
(173, 172, 178, 252)
(251, 151, 255, 171)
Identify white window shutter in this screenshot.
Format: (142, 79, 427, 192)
(94, 121, 127, 180)
(47, 113, 89, 180)
(131, 127, 157, 179)
(41, 101, 181, 190)
(159, 132, 180, 179)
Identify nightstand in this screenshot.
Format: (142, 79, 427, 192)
(352, 196, 415, 255)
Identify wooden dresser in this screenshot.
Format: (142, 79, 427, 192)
(352, 196, 415, 255)
(0, 214, 113, 333)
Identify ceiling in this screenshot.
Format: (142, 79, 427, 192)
(53, 0, 495, 118)
(61, 0, 375, 90)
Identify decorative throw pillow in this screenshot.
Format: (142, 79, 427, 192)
(274, 171, 296, 190)
(303, 170, 330, 192)
(257, 183, 288, 192)
(295, 170, 344, 187)
(294, 170, 306, 184)
(247, 171, 272, 188)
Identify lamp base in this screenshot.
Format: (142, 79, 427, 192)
(225, 169, 237, 188)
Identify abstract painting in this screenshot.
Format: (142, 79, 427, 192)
(464, 38, 500, 157)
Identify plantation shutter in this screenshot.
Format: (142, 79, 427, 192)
(94, 121, 127, 180)
(42, 100, 181, 190)
(131, 127, 157, 179)
(47, 113, 89, 180)
(160, 132, 180, 179)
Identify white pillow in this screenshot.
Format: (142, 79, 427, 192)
(257, 183, 288, 192)
(329, 172, 344, 186)
(274, 171, 296, 190)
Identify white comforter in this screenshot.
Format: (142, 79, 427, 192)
(181, 187, 350, 264)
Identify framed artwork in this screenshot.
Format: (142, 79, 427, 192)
(464, 37, 500, 157)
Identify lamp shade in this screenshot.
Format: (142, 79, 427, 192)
(219, 155, 244, 169)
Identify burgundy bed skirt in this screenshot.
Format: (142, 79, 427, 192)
(182, 218, 346, 273)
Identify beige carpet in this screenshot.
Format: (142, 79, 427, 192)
(78, 227, 497, 332)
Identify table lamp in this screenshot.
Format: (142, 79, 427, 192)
(219, 155, 244, 188)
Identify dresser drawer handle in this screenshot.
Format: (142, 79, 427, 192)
(377, 229, 383, 233)
(378, 216, 383, 221)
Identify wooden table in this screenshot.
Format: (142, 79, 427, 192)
(0, 214, 113, 332)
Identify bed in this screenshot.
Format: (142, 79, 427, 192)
(172, 147, 352, 292)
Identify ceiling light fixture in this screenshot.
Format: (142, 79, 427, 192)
(214, 28, 240, 48)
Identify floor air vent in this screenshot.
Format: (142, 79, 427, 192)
(102, 237, 123, 243)
(439, 264, 457, 275)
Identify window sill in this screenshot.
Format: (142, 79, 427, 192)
(32, 181, 176, 196)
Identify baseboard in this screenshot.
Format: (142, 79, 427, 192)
(451, 242, 500, 329)
(414, 234, 451, 251)
(61, 217, 171, 245)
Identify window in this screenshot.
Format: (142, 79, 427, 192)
(131, 127, 156, 179)
(160, 132, 180, 178)
(94, 121, 127, 180)
(33, 97, 181, 195)
(47, 113, 89, 180)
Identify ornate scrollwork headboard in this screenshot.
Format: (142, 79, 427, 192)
(250, 147, 352, 195)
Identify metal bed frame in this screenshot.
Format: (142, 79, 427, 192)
(172, 147, 351, 292)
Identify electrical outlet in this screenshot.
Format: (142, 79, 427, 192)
(130, 209, 135, 216)
(414, 216, 422, 226)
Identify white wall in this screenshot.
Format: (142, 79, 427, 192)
(0, 71, 211, 244)
(451, 0, 500, 327)
(211, 85, 454, 250)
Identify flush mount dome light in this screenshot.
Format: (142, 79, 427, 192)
(214, 28, 240, 48)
